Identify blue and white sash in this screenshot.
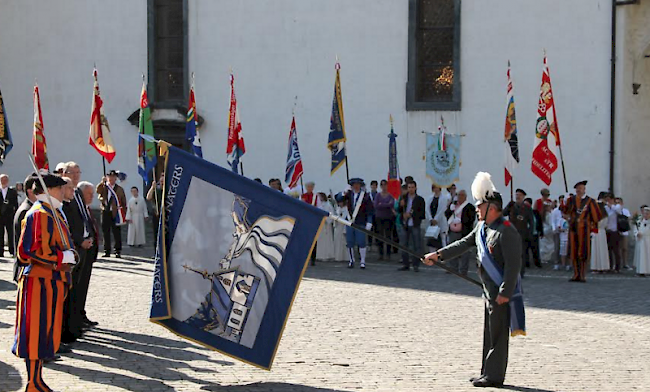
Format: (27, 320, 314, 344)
(106, 184, 127, 226)
(477, 222, 526, 337)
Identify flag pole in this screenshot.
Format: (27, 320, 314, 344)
(102, 157, 107, 177)
(510, 180, 514, 202)
(558, 146, 569, 193)
(329, 213, 482, 287)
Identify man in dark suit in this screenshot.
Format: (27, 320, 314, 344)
(13, 174, 38, 282)
(503, 189, 534, 277)
(96, 170, 127, 258)
(0, 174, 19, 256)
(525, 197, 544, 269)
(398, 180, 426, 272)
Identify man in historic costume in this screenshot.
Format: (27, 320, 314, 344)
(13, 173, 77, 392)
(96, 169, 127, 258)
(561, 180, 602, 282)
(344, 178, 374, 269)
(424, 172, 524, 388)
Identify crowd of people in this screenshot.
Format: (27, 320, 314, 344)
(253, 176, 650, 279)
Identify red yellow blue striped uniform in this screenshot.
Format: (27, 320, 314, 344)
(12, 200, 73, 392)
(561, 195, 602, 281)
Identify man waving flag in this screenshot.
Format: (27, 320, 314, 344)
(89, 68, 116, 163)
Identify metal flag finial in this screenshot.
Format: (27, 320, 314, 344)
(292, 95, 298, 116)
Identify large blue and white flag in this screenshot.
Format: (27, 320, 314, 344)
(150, 146, 326, 370)
(425, 129, 461, 188)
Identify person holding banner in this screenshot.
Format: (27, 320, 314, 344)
(96, 170, 127, 258)
(424, 172, 524, 388)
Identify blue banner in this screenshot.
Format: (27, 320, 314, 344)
(426, 133, 461, 188)
(150, 146, 326, 370)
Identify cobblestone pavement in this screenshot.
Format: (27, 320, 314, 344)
(0, 243, 648, 392)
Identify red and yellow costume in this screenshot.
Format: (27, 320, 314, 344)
(13, 199, 73, 392)
(561, 195, 602, 281)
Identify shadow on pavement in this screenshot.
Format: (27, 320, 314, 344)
(47, 327, 235, 390)
(503, 386, 560, 392)
(304, 261, 650, 318)
(201, 383, 350, 392)
(0, 277, 16, 292)
(0, 360, 23, 392)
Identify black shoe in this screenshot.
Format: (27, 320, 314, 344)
(114, 252, 121, 258)
(43, 355, 61, 363)
(472, 377, 503, 388)
(311, 260, 316, 266)
(57, 343, 73, 354)
(535, 264, 543, 268)
(469, 376, 483, 383)
(61, 332, 79, 344)
(84, 317, 99, 326)
(347, 262, 354, 269)
(103, 252, 110, 257)
(397, 266, 410, 271)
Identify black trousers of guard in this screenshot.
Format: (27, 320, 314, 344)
(0, 217, 14, 255)
(102, 210, 122, 254)
(481, 298, 510, 384)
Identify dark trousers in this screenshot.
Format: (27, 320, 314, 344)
(606, 231, 622, 271)
(481, 299, 510, 383)
(102, 210, 122, 253)
(377, 217, 395, 256)
(63, 245, 98, 337)
(0, 218, 14, 255)
(400, 226, 421, 269)
(310, 243, 317, 265)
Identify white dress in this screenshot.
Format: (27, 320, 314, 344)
(633, 219, 650, 275)
(539, 212, 556, 263)
(316, 203, 336, 261)
(333, 205, 349, 261)
(126, 196, 149, 246)
(590, 218, 610, 271)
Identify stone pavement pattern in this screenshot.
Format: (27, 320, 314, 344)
(0, 243, 649, 392)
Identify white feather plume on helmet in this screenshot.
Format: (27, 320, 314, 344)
(471, 172, 497, 205)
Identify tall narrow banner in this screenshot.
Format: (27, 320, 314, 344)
(285, 117, 303, 189)
(150, 146, 326, 370)
(0, 83, 13, 165)
(387, 119, 401, 199)
(186, 85, 203, 158)
(138, 83, 157, 185)
(504, 62, 519, 186)
(328, 63, 347, 175)
(226, 74, 245, 173)
(426, 131, 460, 188)
(531, 56, 560, 185)
(89, 68, 116, 163)
(32, 85, 49, 170)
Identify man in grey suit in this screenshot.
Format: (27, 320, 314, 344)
(424, 172, 523, 388)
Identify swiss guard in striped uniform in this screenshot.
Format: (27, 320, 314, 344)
(13, 173, 77, 392)
(560, 180, 602, 282)
(424, 172, 524, 388)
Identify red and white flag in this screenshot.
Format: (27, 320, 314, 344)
(531, 56, 561, 186)
(226, 73, 245, 174)
(89, 68, 116, 163)
(32, 85, 49, 170)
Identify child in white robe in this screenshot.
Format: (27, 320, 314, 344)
(126, 186, 149, 247)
